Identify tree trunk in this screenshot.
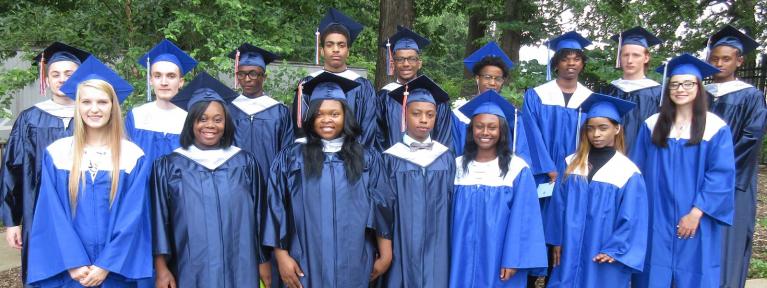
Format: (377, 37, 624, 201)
(500, 0, 522, 64)
(461, 11, 486, 97)
(375, 0, 415, 90)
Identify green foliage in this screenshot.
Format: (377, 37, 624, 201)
(0, 68, 37, 118)
(749, 258, 767, 279)
(263, 61, 308, 105)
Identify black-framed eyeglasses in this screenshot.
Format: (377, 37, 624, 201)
(393, 56, 420, 64)
(668, 81, 696, 90)
(236, 71, 265, 79)
(478, 74, 505, 83)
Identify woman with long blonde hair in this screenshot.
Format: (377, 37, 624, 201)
(26, 56, 152, 287)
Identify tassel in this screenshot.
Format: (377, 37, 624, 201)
(546, 42, 552, 81)
(512, 109, 518, 156)
(575, 107, 582, 150)
(297, 80, 304, 128)
(146, 57, 152, 102)
(400, 85, 409, 132)
(315, 29, 320, 65)
(659, 61, 669, 107)
(615, 33, 622, 69)
(39, 53, 46, 96)
(386, 39, 393, 76)
(234, 50, 241, 89)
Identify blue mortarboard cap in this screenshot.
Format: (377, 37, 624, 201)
(463, 41, 515, 73)
(303, 72, 360, 103)
(33, 42, 90, 66)
(579, 93, 636, 123)
(388, 75, 449, 105)
(318, 8, 364, 45)
(138, 39, 198, 75)
(227, 43, 280, 69)
(708, 25, 759, 55)
(171, 72, 238, 111)
(655, 53, 720, 80)
(386, 25, 431, 52)
(59, 56, 133, 103)
(546, 31, 592, 52)
(459, 90, 517, 121)
(611, 26, 662, 48)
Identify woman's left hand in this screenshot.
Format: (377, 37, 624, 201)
(499, 268, 517, 281)
(593, 253, 615, 264)
(677, 207, 703, 239)
(370, 254, 392, 281)
(79, 266, 109, 287)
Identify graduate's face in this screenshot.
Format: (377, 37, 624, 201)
(709, 45, 742, 80)
(321, 33, 349, 71)
(393, 49, 421, 82)
(150, 61, 184, 101)
(620, 44, 649, 78)
(405, 101, 436, 142)
(313, 100, 344, 140)
(586, 117, 620, 149)
(556, 53, 584, 81)
(47, 61, 79, 97)
(237, 65, 266, 97)
(668, 75, 699, 107)
(193, 101, 226, 149)
(472, 114, 501, 151)
(78, 86, 113, 130)
(476, 65, 505, 94)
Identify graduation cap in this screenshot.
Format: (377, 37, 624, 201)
(388, 75, 449, 132)
(295, 72, 360, 128)
(383, 26, 431, 76)
(227, 43, 280, 89)
(655, 53, 720, 106)
(458, 90, 521, 154)
(138, 39, 198, 102)
(171, 72, 238, 111)
(463, 41, 514, 74)
(545, 31, 592, 80)
(314, 8, 364, 64)
(59, 56, 133, 104)
(32, 42, 91, 96)
(579, 93, 636, 123)
(706, 25, 760, 57)
(611, 26, 662, 68)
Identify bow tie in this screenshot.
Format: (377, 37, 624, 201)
(409, 142, 433, 151)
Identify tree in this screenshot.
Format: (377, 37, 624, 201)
(374, 0, 415, 90)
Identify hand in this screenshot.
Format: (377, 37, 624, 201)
(551, 246, 562, 267)
(79, 266, 108, 287)
(5, 226, 22, 250)
(155, 265, 176, 288)
(370, 253, 392, 281)
(677, 207, 703, 239)
(67, 266, 89, 281)
(275, 249, 303, 288)
(547, 171, 558, 183)
(499, 268, 517, 281)
(593, 253, 615, 264)
(259, 262, 273, 287)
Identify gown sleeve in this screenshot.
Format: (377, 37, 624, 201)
(374, 89, 390, 152)
(249, 154, 270, 263)
(731, 91, 767, 191)
(501, 167, 548, 269)
(0, 115, 27, 226)
(261, 149, 292, 250)
(694, 126, 735, 225)
(521, 88, 557, 176)
(598, 173, 649, 273)
(357, 81, 379, 149)
(278, 107, 296, 152)
(365, 151, 395, 239)
(124, 110, 137, 142)
(435, 102, 454, 151)
(629, 122, 651, 171)
(151, 156, 173, 256)
(544, 173, 568, 247)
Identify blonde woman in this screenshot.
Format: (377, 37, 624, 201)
(26, 56, 152, 287)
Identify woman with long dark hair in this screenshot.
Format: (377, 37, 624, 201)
(263, 72, 394, 288)
(450, 90, 547, 287)
(631, 54, 735, 288)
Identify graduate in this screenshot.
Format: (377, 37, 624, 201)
(546, 93, 648, 287)
(227, 43, 294, 172)
(703, 25, 767, 288)
(603, 27, 663, 151)
(376, 26, 452, 150)
(263, 72, 395, 288)
(126, 39, 197, 163)
(451, 90, 547, 288)
(380, 75, 455, 288)
(151, 72, 269, 288)
(26, 56, 152, 287)
(0, 42, 89, 284)
(291, 8, 378, 148)
(631, 54, 735, 288)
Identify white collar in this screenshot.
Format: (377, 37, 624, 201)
(174, 145, 241, 170)
(231, 94, 280, 115)
(321, 136, 345, 153)
(705, 80, 753, 98)
(452, 100, 471, 124)
(384, 139, 448, 168)
(310, 69, 361, 81)
(130, 101, 187, 134)
(403, 134, 431, 146)
(381, 82, 402, 92)
(533, 80, 593, 108)
(35, 99, 74, 119)
(610, 78, 660, 93)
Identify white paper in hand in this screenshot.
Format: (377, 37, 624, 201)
(537, 182, 555, 198)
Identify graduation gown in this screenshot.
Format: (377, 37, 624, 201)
(630, 112, 735, 288)
(26, 138, 152, 287)
(151, 146, 267, 288)
(0, 100, 74, 282)
(545, 152, 648, 287)
(603, 78, 662, 152)
(229, 94, 294, 171)
(380, 138, 455, 288)
(375, 82, 453, 151)
(124, 102, 186, 163)
(262, 142, 395, 287)
(291, 70, 378, 148)
(450, 156, 548, 288)
(451, 103, 532, 163)
(705, 80, 767, 288)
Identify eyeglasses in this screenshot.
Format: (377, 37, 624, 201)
(478, 74, 505, 83)
(393, 57, 420, 64)
(668, 81, 696, 91)
(236, 71, 265, 79)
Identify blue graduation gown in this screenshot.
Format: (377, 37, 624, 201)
(450, 156, 548, 287)
(0, 100, 74, 282)
(706, 81, 767, 288)
(603, 78, 662, 152)
(451, 104, 532, 163)
(26, 138, 152, 287)
(124, 102, 186, 163)
(545, 152, 648, 287)
(630, 112, 735, 288)
(151, 146, 267, 288)
(380, 140, 455, 287)
(229, 94, 294, 171)
(375, 82, 453, 151)
(291, 70, 378, 148)
(262, 142, 395, 287)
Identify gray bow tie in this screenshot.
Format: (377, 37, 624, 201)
(409, 142, 433, 151)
